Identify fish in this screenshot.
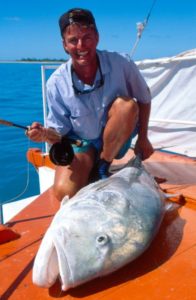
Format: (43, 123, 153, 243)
(32, 156, 166, 291)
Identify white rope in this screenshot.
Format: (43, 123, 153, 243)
(130, 0, 158, 58)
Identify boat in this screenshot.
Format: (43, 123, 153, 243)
(0, 50, 196, 300)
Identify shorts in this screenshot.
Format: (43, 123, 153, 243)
(68, 125, 138, 159)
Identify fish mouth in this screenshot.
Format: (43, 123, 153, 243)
(52, 227, 73, 291)
(33, 229, 60, 288)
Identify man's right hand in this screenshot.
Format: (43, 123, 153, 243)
(26, 122, 45, 142)
(26, 122, 61, 144)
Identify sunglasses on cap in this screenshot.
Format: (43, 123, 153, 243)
(59, 8, 97, 36)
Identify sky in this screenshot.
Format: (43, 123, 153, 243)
(0, 0, 196, 61)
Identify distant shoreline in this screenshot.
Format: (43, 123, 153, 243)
(0, 60, 66, 64)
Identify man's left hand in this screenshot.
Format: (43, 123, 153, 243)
(134, 137, 154, 160)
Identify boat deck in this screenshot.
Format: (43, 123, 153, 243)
(0, 150, 196, 300)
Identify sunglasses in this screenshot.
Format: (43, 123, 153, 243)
(71, 61, 104, 95)
(69, 13, 93, 26)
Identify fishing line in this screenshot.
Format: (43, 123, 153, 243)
(0, 119, 28, 130)
(0, 119, 42, 209)
(0, 129, 51, 223)
(1, 138, 31, 206)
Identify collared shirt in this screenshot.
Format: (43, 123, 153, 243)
(46, 50, 151, 140)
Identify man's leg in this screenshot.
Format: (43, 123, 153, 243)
(53, 147, 95, 201)
(101, 97, 138, 162)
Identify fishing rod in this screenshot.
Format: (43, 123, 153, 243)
(0, 118, 83, 165)
(0, 118, 82, 145)
(0, 119, 28, 130)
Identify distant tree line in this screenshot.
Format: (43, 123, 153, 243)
(18, 58, 67, 62)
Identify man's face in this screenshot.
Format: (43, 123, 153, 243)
(62, 24, 99, 68)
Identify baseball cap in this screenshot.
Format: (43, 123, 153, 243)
(59, 8, 97, 36)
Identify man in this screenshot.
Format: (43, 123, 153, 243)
(27, 8, 153, 201)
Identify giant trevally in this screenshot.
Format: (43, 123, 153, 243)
(32, 156, 166, 291)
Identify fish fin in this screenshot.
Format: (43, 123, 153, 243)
(126, 154, 142, 169)
(164, 199, 183, 212)
(154, 176, 167, 184)
(164, 192, 185, 211)
(124, 155, 145, 180)
(164, 192, 181, 199)
(164, 193, 186, 207)
(164, 201, 174, 211)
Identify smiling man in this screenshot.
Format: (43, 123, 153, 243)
(27, 8, 153, 201)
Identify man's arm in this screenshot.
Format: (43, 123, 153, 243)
(134, 102, 154, 160)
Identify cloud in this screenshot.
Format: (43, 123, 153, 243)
(4, 16, 21, 22)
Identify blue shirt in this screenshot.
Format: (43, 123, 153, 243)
(46, 50, 151, 140)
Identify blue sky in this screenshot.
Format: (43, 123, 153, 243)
(0, 0, 196, 61)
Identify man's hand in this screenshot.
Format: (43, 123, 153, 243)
(134, 136, 154, 160)
(26, 122, 45, 142)
(26, 122, 61, 144)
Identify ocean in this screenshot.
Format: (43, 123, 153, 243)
(0, 62, 58, 205)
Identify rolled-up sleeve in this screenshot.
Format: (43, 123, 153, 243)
(46, 82, 72, 135)
(123, 55, 151, 104)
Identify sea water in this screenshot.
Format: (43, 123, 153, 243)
(0, 62, 58, 204)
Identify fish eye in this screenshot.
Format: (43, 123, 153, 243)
(96, 234, 109, 246)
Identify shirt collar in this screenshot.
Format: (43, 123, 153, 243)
(96, 50, 110, 75)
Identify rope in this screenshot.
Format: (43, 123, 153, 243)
(130, 0, 158, 58)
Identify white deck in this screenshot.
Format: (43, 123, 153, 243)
(3, 195, 38, 223)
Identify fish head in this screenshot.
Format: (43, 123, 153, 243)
(50, 205, 116, 291)
(33, 191, 131, 291)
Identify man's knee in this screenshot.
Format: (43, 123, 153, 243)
(53, 151, 95, 201)
(53, 179, 69, 202)
(109, 96, 139, 121)
(53, 175, 86, 201)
